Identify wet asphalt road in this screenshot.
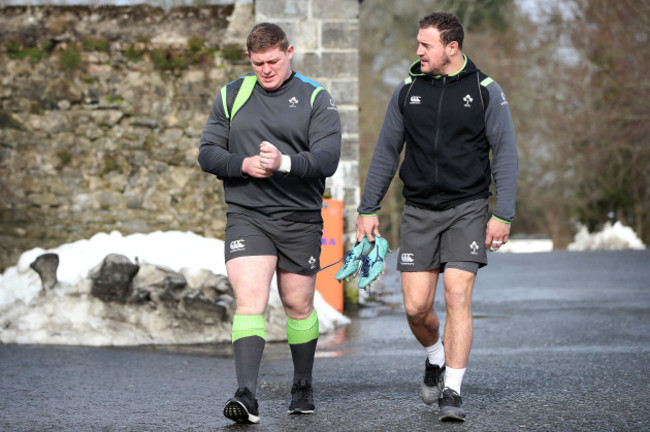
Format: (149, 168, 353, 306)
(1, 250, 649, 431)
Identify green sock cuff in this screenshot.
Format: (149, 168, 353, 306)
(286, 310, 319, 345)
(232, 314, 266, 343)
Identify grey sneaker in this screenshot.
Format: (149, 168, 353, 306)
(439, 387, 465, 421)
(420, 359, 445, 405)
(223, 387, 260, 424)
(288, 379, 315, 414)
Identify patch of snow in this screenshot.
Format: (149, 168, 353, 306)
(568, 222, 646, 251)
(0, 231, 350, 346)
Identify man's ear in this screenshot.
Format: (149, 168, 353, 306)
(446, 41, 459, 55)
(286, 45, 295, 59)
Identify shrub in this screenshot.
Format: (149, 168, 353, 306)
(18, 47, 45, 65)
(40, 39, 54, 52)
(223, 44, 245, 62)
(58, 150, 71, 165)
(60, 45, 82, 72)
(151, 49, 188, 71)
(124, 43, 145, 63)
(103, 158, 118, 174)
(82, 37, 110, 52)
(4, 40, 21, 56)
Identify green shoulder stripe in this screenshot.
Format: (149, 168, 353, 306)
(481, 77, 494, 87)
(404, 77, 413, 85)
(220, 85, 229, 118)
(310, 87, 324, 108)
(230, 74, 257, 124)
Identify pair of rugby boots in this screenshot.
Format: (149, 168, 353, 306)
(334, 236, 390, 289)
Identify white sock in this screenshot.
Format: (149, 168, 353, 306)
(425, 338, 445, 367)
(444, 366, 466, 394)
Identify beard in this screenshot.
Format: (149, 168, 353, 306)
(422, 55, 451, 76)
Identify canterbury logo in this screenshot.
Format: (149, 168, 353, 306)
(401, 253, 415, 264)
(409, 95, 421, 105)
(230, 239, 245, 252)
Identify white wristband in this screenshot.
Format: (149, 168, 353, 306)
(279, 155, 291, 173)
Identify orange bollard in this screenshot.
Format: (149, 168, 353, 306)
(316, 199, 344, 312)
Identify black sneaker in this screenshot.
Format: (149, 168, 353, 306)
(288, 379, 315, 414)
(420, 359, 445, 405)
(223, 387, 260, 424)
(438, 387, 465, 421)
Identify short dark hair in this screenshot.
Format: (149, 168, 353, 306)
(419, 12, 464, 50)
(246, 22, 289, 53)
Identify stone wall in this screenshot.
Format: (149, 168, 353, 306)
(0, 4, 254, 271)
(255, 0, 361, 245)
(0, 2, 361, 272)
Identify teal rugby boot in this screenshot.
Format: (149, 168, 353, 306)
(358, 236, 390, 289)
(335, 237, 372, 280)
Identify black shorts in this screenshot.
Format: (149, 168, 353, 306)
(397, 198, 489, 272)
(224, 212, 323, 275)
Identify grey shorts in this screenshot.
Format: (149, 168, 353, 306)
(224, 212, 323, 275)
(397, 199, 489, 272)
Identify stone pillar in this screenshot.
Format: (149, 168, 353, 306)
(255, 0, 360, 245)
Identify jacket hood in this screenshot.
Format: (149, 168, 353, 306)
(409, 55, 479, 79)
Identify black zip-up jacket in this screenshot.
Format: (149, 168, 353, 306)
(358, 56, 517, 222)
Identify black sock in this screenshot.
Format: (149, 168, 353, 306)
(233, 336, 265, 396)
(289, 338, 318, 385)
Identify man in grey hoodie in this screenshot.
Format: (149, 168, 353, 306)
(199, 22, 341, 424)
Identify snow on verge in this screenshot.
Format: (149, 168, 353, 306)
(568, 222, 646, 251)
(0, 231, 350, 346)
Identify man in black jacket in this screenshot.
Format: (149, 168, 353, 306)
(356, 12, 517, 421)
